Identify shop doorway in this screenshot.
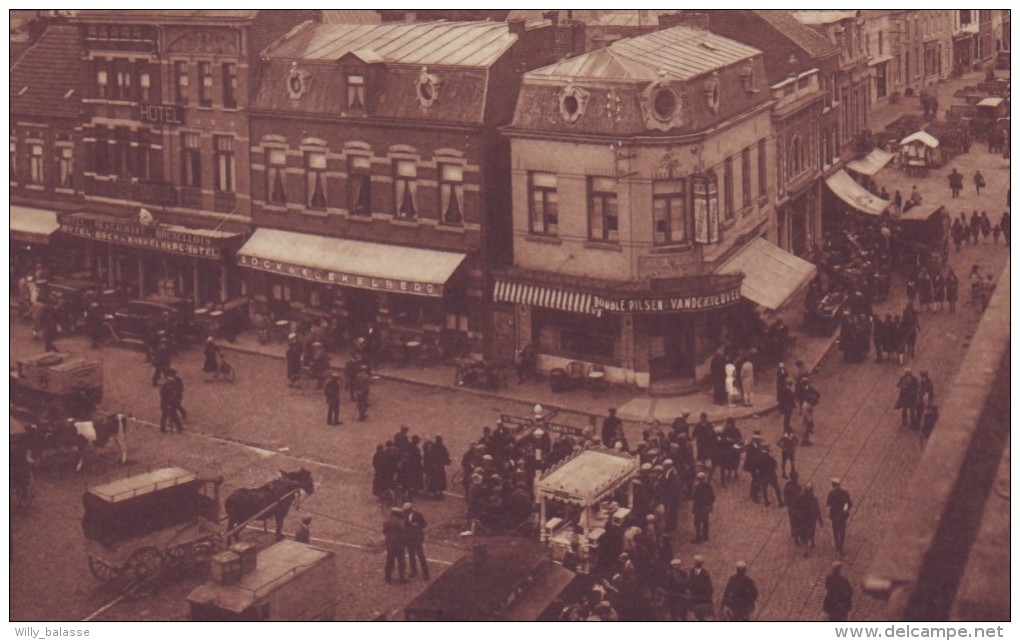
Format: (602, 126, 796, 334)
(646, 315, 695, 382)
(490, 305, 517, 363)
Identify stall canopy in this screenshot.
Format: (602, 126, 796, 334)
(10, 205, 60, 244)
(900, 131, 940, 148)
(536, 448, 640, 507)
(717, 237, 818, 311)
(977, 96, 1005, 108)
(825, 170, 891, 216)
(846, 149, 895, 176)
(237, 228, 466, 298)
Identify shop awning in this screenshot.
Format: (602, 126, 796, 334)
(717, 237, 817, 311)
(535, 448, 640, 507)
(10, 206, 60, 244)
(493, 279, 593, 314)
(846, 149, 895, 176)
(900, 131, 939, 148)
(825, 170, 891, 216)
(977, 96, 1005, 108)
(236, 228, 466, 298)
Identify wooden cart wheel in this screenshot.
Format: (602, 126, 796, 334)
(87, 554, 120, 582)
(124, 546, 163, 597)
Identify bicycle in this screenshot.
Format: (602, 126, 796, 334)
(209, 354, 236, 383)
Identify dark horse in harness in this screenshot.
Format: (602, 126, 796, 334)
(25, 413, 130, 472)
(224, 468, 315, 543)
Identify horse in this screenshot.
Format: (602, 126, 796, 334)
(25, 413, 130, 473)
(224, 468, 315, 543)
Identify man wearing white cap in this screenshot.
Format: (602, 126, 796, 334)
(826, 479, 853, 556)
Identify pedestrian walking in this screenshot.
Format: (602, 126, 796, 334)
(800, 377, 820, 446)
(323, 372, 342, 425)
(916, 270, 932, 312)
(951, 219, 963, 252)
(778, 377, 796, 432)
(969, 264, 983, 308)
(159, 372, 183, 434)
(969, 211, 981, 245)
(383, 507, 407, 584)
(722, 562, 758, 621)
(688, 556, 714, 621)
(757, 446, 784, 508)
(725, 361, 739, 407)
(946, 269, 959, 313)
(202, 336, 221, 382)
(285, 334, 302, 387)
(823, 561, 854, 621)
(423, 435, 450, 499)
(601, 407, 622, 446)
(826, 479, 853, 556)
(295, 516, 312, 544)
(151, 338, 172, 387)
(661, 559, 690, 622)
(792, 483, 823, 556)
(980, 212, 992, 244)
(992, 225, 1001, 245)
(948, 169, 963, 198)
(932, 271, 945, 312)
(973, 170, 985, 195)
(896, 367, 920, 428)
(777, 429, 798, 479)
(893, 190, 903, 213)
(692, 412, 713, 463)
(783, 472, 803, 544)
(353, 365, 371, 421)
(902, 303, 920, 358)
(691, 472, 714, 543)
(403, 503, 430, 581)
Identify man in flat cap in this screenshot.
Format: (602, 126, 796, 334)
(691, 472, 715, 543)
(661, 558, 690, 621)
(823, 561, 854, 621)
(895, 367, 920, 428)
(688, 556, 714, 621)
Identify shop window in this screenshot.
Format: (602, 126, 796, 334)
(741, 147, 752, 208)
(723, 157, 734, 220)
(393, 159, 417, 219)
(348, 156, 371, 215)
(114, 59, 132, 100)
(528, 171, 558, 235)
(588, 176, 618, 242)
(390, 295, 443, 329)
(95, 66, 109, 99)
(175, 61, 189, 105)
(652, 179, 685, 245)
(222, 62, 238, 109)
(29, 144, 43, 184)
(306, 151, 327, 209)
(58, 146, 74, 188)
(181, 132, 202, 188)
(214, 136, 235, 193)
(347, 75, 365, 111)
(139, 70, 151, 102)
(267, 148, 288, 204)
(534, 308, 618, 363)
(271, 283, 292, 302)
(439, 163, 464, 225)
(199, 61, 213, 107)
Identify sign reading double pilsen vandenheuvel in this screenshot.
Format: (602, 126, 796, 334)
(59, 216, 224, 259)
(237, 255, 445, 297)
(592, 285, 742, 313)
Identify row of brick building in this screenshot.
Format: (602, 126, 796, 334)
(9, 10, 1004, 391)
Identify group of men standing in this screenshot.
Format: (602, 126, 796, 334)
(382, 503, 430, 584)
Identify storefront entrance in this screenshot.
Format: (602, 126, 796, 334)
(644, 315, 695, 382)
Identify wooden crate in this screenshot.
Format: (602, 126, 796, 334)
(16, 354, 102, 396)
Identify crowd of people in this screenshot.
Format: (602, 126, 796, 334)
(372, 426, 452, 502)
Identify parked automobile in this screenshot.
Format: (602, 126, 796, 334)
(105, 299, 194, 350)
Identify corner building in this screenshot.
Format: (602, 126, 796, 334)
(496, 27, 815, 392)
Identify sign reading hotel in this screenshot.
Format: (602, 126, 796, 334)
(238, 254, 445, 298)
(592, 286, 742, 313)
(59, 216, 223, 259)
(138, 103, 185, 126)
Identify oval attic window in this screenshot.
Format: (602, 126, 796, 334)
(563, 95, 580, 117)
(653, 88, 676, 121)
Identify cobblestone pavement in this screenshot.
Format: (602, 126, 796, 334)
(9, 142, 1008, 622)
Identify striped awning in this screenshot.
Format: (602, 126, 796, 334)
(493, 279, 593, 314)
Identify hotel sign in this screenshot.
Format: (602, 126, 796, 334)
(592, 285, 742, 313)
(138, 103, 185, 126)
(59, 215, 226, 259)
(237, 254, 445, 298)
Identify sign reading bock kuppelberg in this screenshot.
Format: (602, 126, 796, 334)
(237, 254, 445, 297)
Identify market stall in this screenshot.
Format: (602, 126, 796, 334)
(899, 131, 942, 175)
(535, 448, 640, 575)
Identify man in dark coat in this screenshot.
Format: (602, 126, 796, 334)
(403, 503, 430, 581)
(826, 479, 853, 556)
(691, 472, 715, 543)
(323, 372, 342, 425)
(394, 426, 411, 453)
(783, 471, 803, 544)
(353, 365, 371, 421)
(286, 336, 302, 387)
(948, 168, 963, 198)
(895, 367, 920, 428)
(744, 431, 765, 502)
(159, 372, 183, 434)
(722, 562, 758, 621)
(823, 561, 854, 621)
(757, 446, 784, 508)
(295, 516, 312, 544)
(778, 378, 796, 432)
(661, 558, 690, 621)
(151, 338, 172, 387)
(692, 413, 713, 463)
(423, 435, 450, 498)
(710, 349, 727, 405)
(383, 506, 407, 583)
(601, 408, 622, 446)
(688, 556, 714, 621)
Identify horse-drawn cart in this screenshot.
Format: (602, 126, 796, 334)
(10, 352, 103, 422)
(82, 467, 223, 595)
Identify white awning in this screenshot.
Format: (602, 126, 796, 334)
(717, 237, 818, 311)
(825, 170, 891, 216)
(536, 449, 640, 506)
(10, 206, 60, 244)
(494, 279, 593, 314)
(846, 149, 895, 176)
(900, 131, 940, 149)
(236, 228, 466, 298)
(977, 96, 1004, 108)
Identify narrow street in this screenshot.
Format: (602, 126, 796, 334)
(10, 135, 1008, 618)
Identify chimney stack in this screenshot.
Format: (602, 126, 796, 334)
(543, 10, 560, 26)
(508, 18, 526, 36)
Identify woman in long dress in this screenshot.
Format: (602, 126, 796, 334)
(725, 363, 739, 407)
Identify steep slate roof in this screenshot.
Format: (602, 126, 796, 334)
(75, 10, 259, 21)
(264, 21, 517, 68)
(10, 24, 84, 118)
(529, 26, 761, 82)
(321, 10, 381, 25)
(753, 10, 840, 60)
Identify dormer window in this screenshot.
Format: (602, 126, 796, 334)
(347, 75, 365, 110)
